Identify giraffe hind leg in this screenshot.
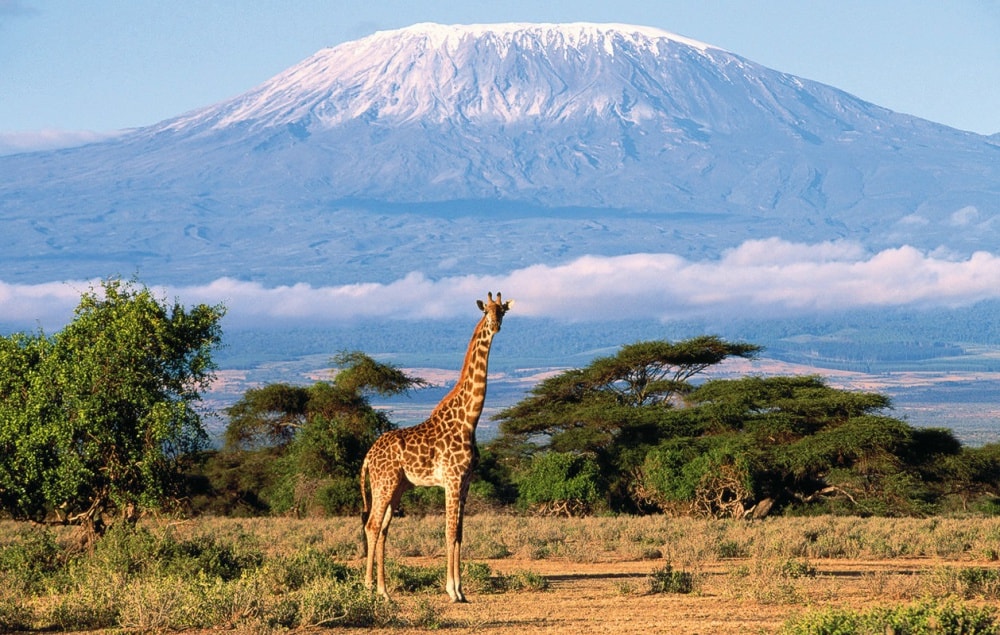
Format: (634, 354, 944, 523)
(365, 481, 405, 600)
(364, 492, 392, 598)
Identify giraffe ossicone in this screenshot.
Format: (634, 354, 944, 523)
(361, 291, 513, 602)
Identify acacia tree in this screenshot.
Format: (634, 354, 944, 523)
(0, 279, 224, 535)
(490, 336, 760, 510)
(635, 375, 992, 517)
(493, 336, 760, 455)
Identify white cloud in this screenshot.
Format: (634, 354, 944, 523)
(4, 239, 1000, 330)
(897, 213, 929, 226)
(0, 280, 91, 330)
(950, 205, 980, 227)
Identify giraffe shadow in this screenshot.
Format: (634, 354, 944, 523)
(544, 572, 647, 582)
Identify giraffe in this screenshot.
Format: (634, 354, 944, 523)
(360, 291, 513, 602)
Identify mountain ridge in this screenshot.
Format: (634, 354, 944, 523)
(1, 22, 997, 287)
(156, 22, 720, 133)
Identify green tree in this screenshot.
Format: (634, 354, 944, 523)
(636, 375, 964, 517)
(933, 442, 1000, 512)
(224, 383, 309, 450)
(210, 352, 427, 515)
(0, 279, 224, 535)
(494, 336, 760, 454)
(490, 336, 760, 511)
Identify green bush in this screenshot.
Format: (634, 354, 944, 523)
(960, 567, 1000, 599)
(401, 485, 446, 515)
(384, 561, 444, 593)
(0, 528, 65, 594)
(460, 562, 549, 594)
(317, 476, 364, 515)
(517, 451, 603, 513)
(87, 522, 160, 578)
(85, 523, 264, 583)
(782, 598, 999, 635)
(292, 577, 395, 628)
(0, 523, 406, 631)
(647, 563, 695, 594)
(0, 593, 33, 632)
(156, 532, 264, 581)
(270, 546, 354, 591)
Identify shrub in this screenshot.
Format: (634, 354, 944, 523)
(459, 561, 549, 594)
(269, 546, 354, 591)
(517, 452, 603, 515)
(45, 583, 120, 631)
(506, 569, 549, 592)
(782, 598, 999, 635)
(0, 528, 65, 594)
(637, 438, 757, 517)
(932, 566, 1000, 600)
(87, 522, 161, 578)
(388, 561, 445, 593)
(0, 593, 33, 632)
(317, 476, 364, 515)
(156, 532, 264, 581)
(86, 523, 264, 583)
(780, 558, 817, 579)
(293, 578, 395, 628)
(647, 563, 695, 594)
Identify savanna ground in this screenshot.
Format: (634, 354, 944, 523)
(3, 514, 1000, 633)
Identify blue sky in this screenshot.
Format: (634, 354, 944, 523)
(1, 0, 998, 150)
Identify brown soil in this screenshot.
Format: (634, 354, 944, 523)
(371, 556, 998, 634)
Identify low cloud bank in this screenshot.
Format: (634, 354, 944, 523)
(0, 129, 122, 156)
(4, 239, 1000, 330)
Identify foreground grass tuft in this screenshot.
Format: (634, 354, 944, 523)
(782, 598, 999, 635)
(647, 563, 695, 594)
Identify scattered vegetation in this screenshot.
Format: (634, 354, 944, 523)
(4, 283, 996, 527)
(488, 337, 1000, 518)
(185, 334, 1000, 521)
(0, 517, 557, 631)
(1, 515, 999, 631)
(781, 598, 999, 635)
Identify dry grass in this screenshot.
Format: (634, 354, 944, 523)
(3, 513, 1000, 633)
(8, 513, 999, 564)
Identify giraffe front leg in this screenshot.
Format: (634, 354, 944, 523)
(444, 483, 468, 602)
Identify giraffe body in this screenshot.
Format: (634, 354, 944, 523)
(361, 292, 512, 602)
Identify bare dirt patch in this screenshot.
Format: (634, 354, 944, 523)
(375, 556, 1000, 634)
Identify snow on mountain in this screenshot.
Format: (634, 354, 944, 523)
(160, 23, 718, 131)
(0, 23, 998, 288)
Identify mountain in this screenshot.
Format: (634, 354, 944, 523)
(1, 22, 998, 287)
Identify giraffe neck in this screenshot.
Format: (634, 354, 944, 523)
(432, 315, 495, 433)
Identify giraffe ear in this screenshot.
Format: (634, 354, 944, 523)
(504, 300, 514, 311)
(476, 300, 485, 311)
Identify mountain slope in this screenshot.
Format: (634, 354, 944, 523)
(1, 23, 998, 286)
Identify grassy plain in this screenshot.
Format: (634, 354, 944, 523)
(2, 513, 1000, 633)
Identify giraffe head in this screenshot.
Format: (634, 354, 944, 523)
(476, 291, 513, 333)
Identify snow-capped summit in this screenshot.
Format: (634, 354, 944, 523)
(0, 23, 997, 287)
(160, 23, 721, 133)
